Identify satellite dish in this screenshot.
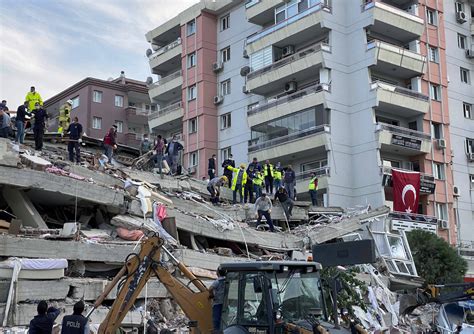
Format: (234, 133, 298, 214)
(146, 49, 153, 57)
(146, 77, 153, 85)
(240, 66, 250, 77)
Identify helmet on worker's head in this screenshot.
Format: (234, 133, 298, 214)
(240, 163, 246, 169)
(66, 99, 73, 105)
(221, 175, 228, 184)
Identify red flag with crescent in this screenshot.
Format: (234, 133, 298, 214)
(392, 169, 420, 213)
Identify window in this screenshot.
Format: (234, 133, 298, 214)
(189, 117, 197, 133)
(275, 0, 298, 23)
(466, 138, 474, 153)
(455, 1, 464, 12)
(247, 102, 259, 111)
(115, 95, 124, 107)
(436, 203, 448, 221)
(426, 8, 437, 25)
(114, 120, 123, 133)
(463, 102, 473, 119)
(220, 14, 229, 31)
(434, 163, 445, 180)
(428, 46, 439, 63)
(187, 19, 196, 36)
(458, 33, 467, 49)
(221, 147, 232, 161)
(92, 116, 102, 129)
(221, 79, 231, 96)
(92, 90, 102, 103)
(460, 67, 470, 84)
(430, 84, 441, 101)
(431, 122, 442, 139)
(71, 96, 80, 109)
(188, 85, 196, 101)
(221, 113, 231, 129)
(189, 151, 198, 167)
(221, 46, 230, 62)
(187, 52, 196, 68)
(249, 46, 273, 72)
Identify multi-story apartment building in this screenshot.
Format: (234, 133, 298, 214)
(443, 0, 474, 281)
(44, 73, 153, 148)
(146, 0, 473, 253)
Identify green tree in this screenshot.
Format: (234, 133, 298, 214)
(407, 230, 467, 284)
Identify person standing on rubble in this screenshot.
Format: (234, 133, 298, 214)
(228, 163, 247, 204)
(25, 86, 43, 113)
(29, 300, 61, 334)
(275, 186, 293, 219)
(209, 268, 226, 331)
(208, 154, 217, 180)
(254, 192, 275, 232)
(65, 116, 83, 163)
(103, 127, 117, 162)
(61, 301, 89, 334)
(273, 162, 282, 196)
(253, 170, 264, 199)
(165, 135, 183, 175)
(153, 134, 165, 175)
(263, 160, 274, 195)
(207, 175, 227, 206)
(283, 165, 296, 200)
(15, 101, 28, 144)
(308, 172, 319, 206)
(32, 102, 49, 151)
(139, 133, 152, 156)
(222, 153, 235, 188)
(0, 107, 11, 138)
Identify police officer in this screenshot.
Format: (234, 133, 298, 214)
(61, 301, 89, 334)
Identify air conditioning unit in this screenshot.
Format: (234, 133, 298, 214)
(212, 62, 224, 73)
(468, 152, 474, 161)
(284, 81, 297, 94)
(436, 139, 446, 149)
(242, 85, 249, 94)
(240, 66, 250, 77)
(456, 11, 467, 23)
(466, 49, 474, 58)
(188, 166, 197, 174)
(453, 185, 460, 197)
(282, 45, 295, 58)
(438, 219, 449, 230)
(213, 95, 224, 105)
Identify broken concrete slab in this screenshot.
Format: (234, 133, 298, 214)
(2, 187, 48, 229)
(0, 138, 19, 167)
(19, 154, 52, 171)
(111, 214, 158, 233)
(68, 165, 124, 188)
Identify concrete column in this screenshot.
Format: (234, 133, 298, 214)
(2, 187, 48, 229)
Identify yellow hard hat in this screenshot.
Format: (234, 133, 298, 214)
(221, 175, 228, 183)
(240, 163, 246, 168)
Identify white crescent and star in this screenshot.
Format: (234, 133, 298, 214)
(401, 184, 417, 213)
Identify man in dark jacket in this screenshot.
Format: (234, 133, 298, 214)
(165, 135, 183, 175)
(221, 154, 235, 188)
(208, 154, 217, 179)
(15, 101, 28, 144)
(32, 102, 49, 151)
(61, 301, 89, 334)
(65, 117, 83, 163)
(283, 165, 296, 200)
(29, 300, 61, 334)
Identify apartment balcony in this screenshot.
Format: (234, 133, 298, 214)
(148, 102, 183, 132)
(126, 107, 149, 125)
(148, 38, 182, 75)
(295, 166, 330, 196)
(376, 123, 432, 156)
(246, 43, 330, 95)
(124, 133, 143, 149)
(371, 81, 429, 117)
(248, 125, 330, 162)
(368, 40, 426, 79)
(388, 211, 439, 234)
(148, 70, 182, 102)
(363, 1, 424, 43)
(245, 0, 279, 25)
(247, 83, 329, 127)
(246, 2, 330, 54)
(382, 166, 436, 195)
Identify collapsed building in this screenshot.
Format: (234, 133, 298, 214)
(0, 137, 448, 332)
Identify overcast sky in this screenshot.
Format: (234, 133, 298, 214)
(0, 0, 197, 108)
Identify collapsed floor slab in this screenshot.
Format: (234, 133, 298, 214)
(2, 187, 48, 229)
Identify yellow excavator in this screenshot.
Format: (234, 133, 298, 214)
(88, 234, 366, 334)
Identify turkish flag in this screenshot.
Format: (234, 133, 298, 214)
(392, 169, 420, 213)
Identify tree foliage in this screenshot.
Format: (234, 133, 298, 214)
(406, 230, 467, 284)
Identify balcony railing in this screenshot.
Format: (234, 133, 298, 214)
(148, 102, 182, 121)
(295, 166, 330, 181)
(151, 70, 182, 87)
(248, 42, 330, 79)
(247, 1, 330, 44)
(245, 0, 259, 8)
(370, 81, 429, 101)
(248, 124, 329, 152)
(389, 211, 439, 224)
(382, 166, 435, 183)
(362, 1, 423, 23)
(126, 107, 150, 116)
(248, 83, 330, 116)
(367, 39, 426, 63)
(377, 123, 431, 141)
(148, 38, 182, 61)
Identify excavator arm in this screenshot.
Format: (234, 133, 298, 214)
(87, 235, 213, 334)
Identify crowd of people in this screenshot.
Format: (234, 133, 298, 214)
(139, 133, 184, 177)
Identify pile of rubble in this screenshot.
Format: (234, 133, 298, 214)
(0, 137, 445, 332)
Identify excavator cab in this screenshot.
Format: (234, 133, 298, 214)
(219, 261, 328, 334)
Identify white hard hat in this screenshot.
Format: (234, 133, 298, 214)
(66, 99, 73, 105)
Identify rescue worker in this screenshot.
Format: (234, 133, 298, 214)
(284, 165, 296, 200)
(139, 133, 152, 156)
(65, 117, 83, 163)
(103, 127, 117, 161)
(208, 154, 217, 180)
(25, 86, 43, 113)
(263, 160, 274, 194)
(32, 102, 48, 151)
(308, 172, 319, 206)
(58, 100, 73, 134)
(275, 186, 293, 218)
(273, 162, 282, 195)
(15, 101, 28, 144)
(207, 175, 227, 206)
(29, 300, 60, 334)
(227, 163, 247, 204)
(165, 135, 183, 175)
(61, 301, 89, 334)
(254, 192, 275, 232)
(221, 154, 235, 188)
(209, 268, 226, 332)
(253, 170, 264, 199)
